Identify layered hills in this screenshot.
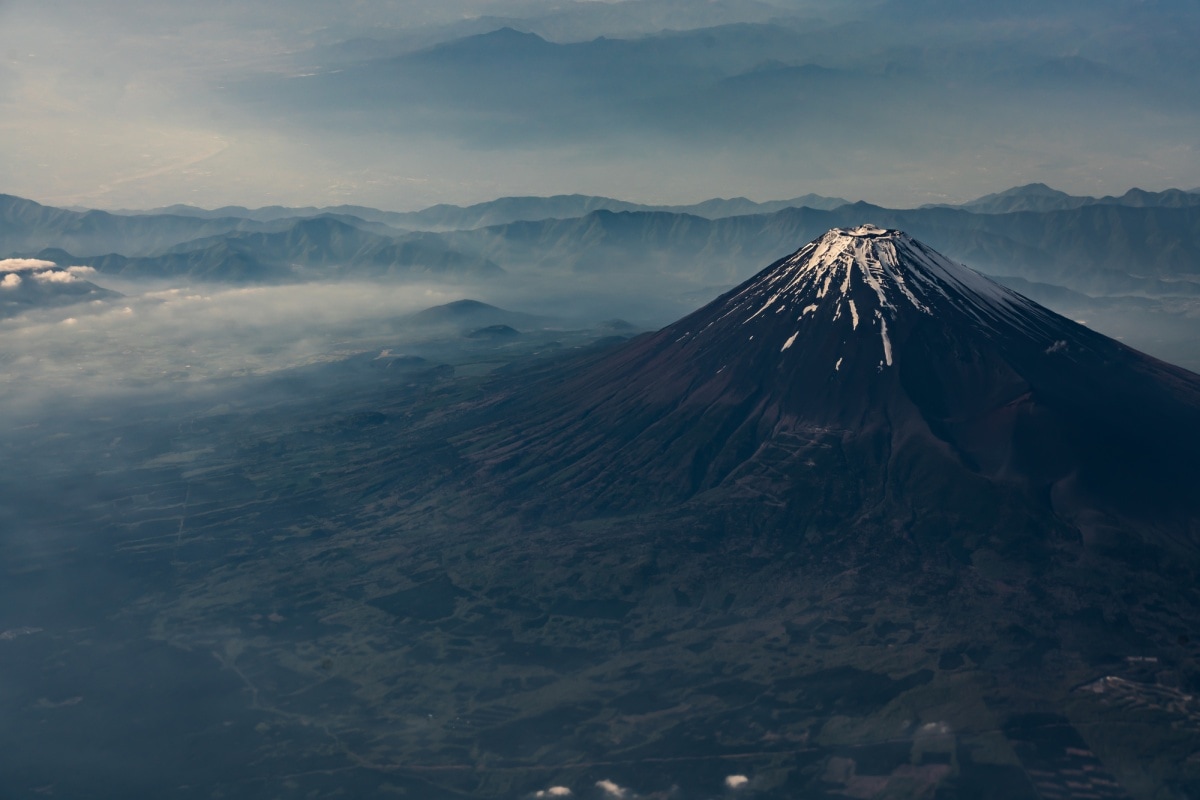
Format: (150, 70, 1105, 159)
(72, 217, 504, 281)
(942, 183, 1200, 214)
(8, 191, 1200, 295)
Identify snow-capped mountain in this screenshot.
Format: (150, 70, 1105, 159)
(708, 223, 1041, 371)
(472, 226, 1200, 537)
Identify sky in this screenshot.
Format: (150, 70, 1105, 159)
(2, 0, 1199, 211)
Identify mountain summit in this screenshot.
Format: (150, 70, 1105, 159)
(475, 226, 1200, 540)
(677, 223, 1034, 373)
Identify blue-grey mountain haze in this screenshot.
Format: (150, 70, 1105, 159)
(2, 0, 1198, 210)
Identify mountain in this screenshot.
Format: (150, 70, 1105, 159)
(12, 194, 1200, 292)
(0, 194, 277, 257)
(41, 217, 504, 282)
(1097, 187, 1200, 209)
(396, 193, 852, 230)
(22, 227, 1197, 798)
(111, 203, 408, 228)
(375, 226, 1200, 796)
(402, 298, 549, 333)
(946, 183, 1200, 214)
(239, 9, 1200, 188)
(471, 225, 1200, 531)
(247, 24, 819, 143)
(157, 217, 504, 279)
(952, 183, 1089, 214)
(122, 193, 851, 231)
(438, 203, 1200, 292)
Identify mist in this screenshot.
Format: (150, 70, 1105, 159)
(2, 0, 1198, 211)
(0, 280, 465, 417)
(0, 260, 720, 432)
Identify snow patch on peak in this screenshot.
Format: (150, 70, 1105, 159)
(843, 224, 891, 238)
(877, 311, 893, 366)
(721, 224, 1042, 371)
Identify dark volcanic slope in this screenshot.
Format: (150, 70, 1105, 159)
(475, 225, 1200, 541)
(17, 226, 1195, 800)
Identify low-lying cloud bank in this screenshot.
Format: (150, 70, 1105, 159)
(1, 258, 60, 272)
(1, 258, 97, 284)
(0, 278, 482, 418)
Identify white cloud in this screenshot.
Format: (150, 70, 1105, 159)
(66, 265, 97, 276)
(725, 775, 749, 790)
(61, 317, 78, 325)
(1, 273, 22, 289)
(0, 258, 57, 273)
(534, 788, 572, 798)
(33, 270, 76, 283)
(595, 780, 628, 799)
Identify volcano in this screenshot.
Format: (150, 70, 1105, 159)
(476, 225, 1200, 545)
(407, 226, 1200, 797)
(57, 226, 1198, 799)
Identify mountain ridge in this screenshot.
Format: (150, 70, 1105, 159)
(109, 192, 852, 230)
(10, 192, 1200, 292)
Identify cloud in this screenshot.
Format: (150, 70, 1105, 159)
(533, 788, 572, 799)
(0, 258, 57, 273)
(0, 260, 93, 286)
(33, 270, 76, 283)
(1045, 339, 1068, 354)
(595, 780, 628, 799)
(725, 775, 749, 790)
(0, 278, 486, 421)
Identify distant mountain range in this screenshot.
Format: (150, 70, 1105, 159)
(0, 193, 281, 258)
(112, 184, 1200, 229)
(433, 202, 1200, 293)
(7, 187, 1200, 295)
(113, 193, 852, 230)
(927, 183, 1200, 214)
(80, 217, 503, 281)
(244, 16, 1200, 153)
(1, 198, 501, 282)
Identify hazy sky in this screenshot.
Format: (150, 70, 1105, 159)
(2, 0, 1198, 210)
